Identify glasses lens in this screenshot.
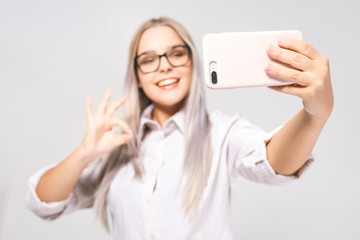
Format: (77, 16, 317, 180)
(167, 46, 189, 67)
(136, 46, 190, 73)
(137, 54, 159, 73)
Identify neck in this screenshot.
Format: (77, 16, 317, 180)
(152, 103, 183, 128)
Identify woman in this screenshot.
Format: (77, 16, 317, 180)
(27, 17, 333, 239)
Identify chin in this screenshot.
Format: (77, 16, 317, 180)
(154, 95, 187, 109)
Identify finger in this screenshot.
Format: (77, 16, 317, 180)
(268, 85, 306, 98)
(277, 37, 322, 60)
(105, 94, 129, 118)
(110, 118, 132, 134)
(96, 89, 112, 116)
(86, 98, 93, 125)
(265, 63, 310, 86)
(113, 132, 133, 146)
(267, 45, 313, 71)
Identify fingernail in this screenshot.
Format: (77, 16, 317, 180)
(278, 37, 286, 45)
(265, 64, 273, 72)
(267, 45, 275, 54)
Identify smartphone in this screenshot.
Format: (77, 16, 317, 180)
(202, 30, 303, 89)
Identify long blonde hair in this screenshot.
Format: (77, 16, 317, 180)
(93, 17, 212, 231)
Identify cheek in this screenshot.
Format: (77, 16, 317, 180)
(137, 72, 153, 88)
(183, 67, 193, 87)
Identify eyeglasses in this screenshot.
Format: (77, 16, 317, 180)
(135, 45, 191, 74)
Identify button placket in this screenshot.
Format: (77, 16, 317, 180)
(146, 131, 167, 240)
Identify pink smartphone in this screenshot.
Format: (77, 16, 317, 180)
(202, 30, 303, 89)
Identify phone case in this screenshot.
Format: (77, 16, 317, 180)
(202, 30, 303, 89)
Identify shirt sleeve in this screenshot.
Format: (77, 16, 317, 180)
(226, 117, 314, 186)
(26, 158, 104, 220)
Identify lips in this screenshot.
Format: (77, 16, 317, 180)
(157, 78, 179, 87)
(156, 78, 180, 87)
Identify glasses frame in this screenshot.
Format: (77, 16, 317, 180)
(134, 45, 191, 74)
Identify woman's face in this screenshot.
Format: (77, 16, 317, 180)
(136, 26, 192, 111)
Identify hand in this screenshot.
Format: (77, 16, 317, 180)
(265, 37, 334, 121)
(79, 89, 133, 162)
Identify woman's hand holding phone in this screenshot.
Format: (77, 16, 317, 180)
(79, 90, 133, 164)
(265, 37, 334, 122)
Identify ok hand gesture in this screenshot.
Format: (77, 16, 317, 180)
(80, 90, 133, 162)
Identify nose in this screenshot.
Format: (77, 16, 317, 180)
(158, 55, 172, 72)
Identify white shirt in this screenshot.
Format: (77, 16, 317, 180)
(27, 105, 313, 240)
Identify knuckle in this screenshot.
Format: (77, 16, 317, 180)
(309, 60, 315, 69)
(323, 56, 330, 65)
(292, 54, 302, 65)
(290, 72, 301, 82)
(274, 48, 282, 58)
(318, 64, 329, 79)
(302, 42, 311, 53)
(272, 66, 280, 76)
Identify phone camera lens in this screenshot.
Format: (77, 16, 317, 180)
(211, 71, 217, 84)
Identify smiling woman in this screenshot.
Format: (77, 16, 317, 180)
(136, 26, 193, 123)
(26, 16, 333, 240)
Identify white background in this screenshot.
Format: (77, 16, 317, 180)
(1, 0, 359, 239)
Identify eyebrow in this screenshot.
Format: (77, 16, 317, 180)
(137, 44, 184, 56)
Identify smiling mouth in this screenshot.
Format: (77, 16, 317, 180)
(156, 78, 179, 87)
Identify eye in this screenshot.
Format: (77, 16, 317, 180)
(139, 55, 157, 65)
(174, 51, 185, 57)
(169, 49, 186, 58)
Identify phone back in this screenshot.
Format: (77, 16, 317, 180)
(202, 30, 303, 89)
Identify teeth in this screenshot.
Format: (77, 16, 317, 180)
(157, 79, 179, 87)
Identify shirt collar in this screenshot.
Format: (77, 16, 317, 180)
(138, 104, 185, 141)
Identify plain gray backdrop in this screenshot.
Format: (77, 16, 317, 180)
(1, 0, 359, 239)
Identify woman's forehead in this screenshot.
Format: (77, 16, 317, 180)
(137, 26, 184, 54)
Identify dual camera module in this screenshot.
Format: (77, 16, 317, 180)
(209, 61, 217, 84)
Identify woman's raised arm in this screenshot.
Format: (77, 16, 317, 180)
(264, 37, 334, 175)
